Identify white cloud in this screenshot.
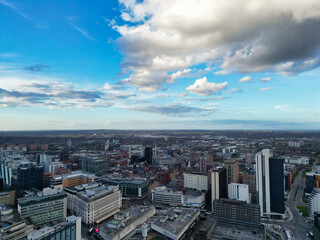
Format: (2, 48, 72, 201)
(186, 77, 227, 96)
(274, 105, 290, 111)
(258, 87, 272, 91)
(168, 68, 192, 83)
(176, 93, 187, 97)
(224, 88, 242, 94)
(239, 76, 251, 82)
(260, 77, 271, 82)
(113, 0, 320, 91)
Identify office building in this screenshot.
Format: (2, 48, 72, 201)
(224, 159, 239, 184)
(228, 183, 250, 203)
(64, 182, 122, 225)
(100, 206, 155, 240)
(306, 171, 320, 193)
(243, 171, 257, 204)
(211, 167, 227, 207)
(212, 198, 260, 224)
(183, 173, 208, 191)
(144, 146, 153, 165)
(0, 149, 27, 187)
(17, 188, 67, 226)
(42, 161, 64, 173)
(101, 177, 149, 199)
(199, 156, 207, 174)
(78, 157, 108, 176)
(308, 188, 320, 220)
(17, 162, 44, 191)
(27, 216, 81, 240)
(50, 171, 96, 189)
(36, 154, 47, 165)
(151, 186, 183, 206)
(151, 208, 200, 240)
(256, 149, 285, 217)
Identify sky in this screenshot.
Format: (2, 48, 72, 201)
(0, 0, 320, 130)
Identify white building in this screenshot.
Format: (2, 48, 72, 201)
(65, 182, 122, 225)
(228, 183, 250, 203)
(151, 186, 183, 206)
(42, 161, 64, 173)
(151, 186, 205, 208)
(308, 188, 320, 220)
(285, 156, 309, 165)
(183, 173, 208, 191)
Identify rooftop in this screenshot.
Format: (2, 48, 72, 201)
(151, 208, 200, 237)
(207, 219, 265, 240)
(64, 182, 119, 201)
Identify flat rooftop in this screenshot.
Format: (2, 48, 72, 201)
(101, 177, 148, 185)
(208, 219, 265, 240)
(99, 206, 155, 239)
(151, 208, 200, 237)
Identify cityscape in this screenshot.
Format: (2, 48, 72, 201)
(1, 0, 320, 240)
(0, 130, 319, 239)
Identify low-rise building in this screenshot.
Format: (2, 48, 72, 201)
(100, 206, 156, 240)
(27, 216, 81, 240)
(50, 171, 96, 189)
(65, 182, 122, 225)
(100, 177, 149, 199)
(151, 208, 200, 240)
(151, 186, 183, 206)
(151, 186, 206, 208)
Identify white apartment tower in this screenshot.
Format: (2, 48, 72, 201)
(183, 173, 208, 191)
(308, 188, 320, 220)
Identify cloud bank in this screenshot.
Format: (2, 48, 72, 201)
(112, 0, 320, 91)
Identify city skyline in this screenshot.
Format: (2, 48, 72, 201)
(1, 0, 320, 130)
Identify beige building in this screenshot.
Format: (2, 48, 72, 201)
(224, 159, 239, 184)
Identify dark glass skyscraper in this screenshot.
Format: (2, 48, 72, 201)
(17, 162, 44, 191)
(145, 147, 153, 165)
(269, 157, 285, 214)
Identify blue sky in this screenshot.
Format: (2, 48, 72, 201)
(0, 0, 320, 130)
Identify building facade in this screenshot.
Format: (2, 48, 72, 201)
(101, 177, 149, 199)
(78, 157, 108, 176)
(224, 159, 239, 184)
(211, 167, 227, 207)
(308, 188, 320, 220)
(256, 149, 285, 217)
(17, 188, 67, 226)
(65, 183, 122, 225)
(183, 173, 208, 191)
(27, 216, 81, 240)
(212, 198, 260, 224)
(243, 172, 257, 204)
(228, 183, 250, 203)
(18, 162, 44, 191)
